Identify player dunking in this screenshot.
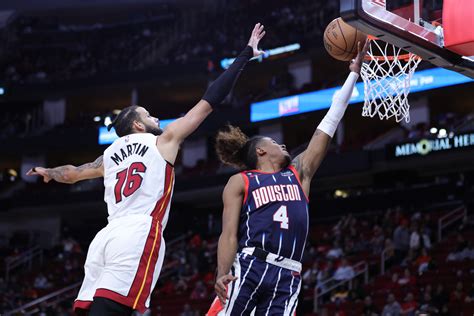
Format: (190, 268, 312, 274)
(208, 41, 369, 315)
(26, 24, 266, 316)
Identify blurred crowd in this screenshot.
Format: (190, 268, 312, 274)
(0, 236, 83, 314)
(0, 0, 337, 84)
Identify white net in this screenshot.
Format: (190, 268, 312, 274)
(360, 39, 422, 123)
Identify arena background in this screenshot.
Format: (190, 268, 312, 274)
(0, 0, 473, 315)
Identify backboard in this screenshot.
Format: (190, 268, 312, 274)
(340, 0, 474, 78)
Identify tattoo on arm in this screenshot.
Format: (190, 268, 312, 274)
(291, 154, 305, 180)
(46, 166, 74, 183)
(77, 156, 103, 171)
(46, 156, 103, 184)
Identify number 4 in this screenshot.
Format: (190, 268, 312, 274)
(273, 205, 289, 229)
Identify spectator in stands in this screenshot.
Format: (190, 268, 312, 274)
(316, 260, 335, 292)
(432, 284, 449, 310)
(175, 276, 188, 294)
(181, 303, 195, 316)
(190, 280, 207, 300)
(33, 273, 51, 290)
(303, 261, 320, 290)
(465, 281, 474, 303)
(180, 264, 198, 282)
(362, 295, 378, 316)
(160, 278, 176, 296)
(450, 281, 466, 303)
(447, 241, 474, 261)
(348, 278, 366, 302)
(383, 238, 396, 268)
(398, 268, 416, 288)
(327, 240, 344, 259)
(385, 272, 401, 293)
(23, 286, 38, 300)
(333, 258, 355, 282)
(382, 293, 402, 316)
(413, 247, 431, 275)
(418, 292, 439, 314)
(393, 219, 410, 264)
(409, 225, 421, 258)
(400, 292, 417, 316)
(330, 285, 349, 304)
(370, 225, 385, 255)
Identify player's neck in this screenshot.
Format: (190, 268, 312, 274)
(255, 160, 283, 173)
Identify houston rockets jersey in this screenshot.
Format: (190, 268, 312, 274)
(103, 133, 174, 226)
(238, 166, 309, 261)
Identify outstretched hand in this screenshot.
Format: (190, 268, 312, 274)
(349, 39, 370, 74)
(247, 23, 266, 57)
(26, 167, 51, 183)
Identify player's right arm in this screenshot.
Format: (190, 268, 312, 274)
(26, 156, 104, 184)
(215, 174, 245, 305)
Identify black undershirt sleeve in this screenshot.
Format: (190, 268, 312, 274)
(202, 45, 254, 107)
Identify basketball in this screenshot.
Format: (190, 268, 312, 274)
(323, 17, 367, 61)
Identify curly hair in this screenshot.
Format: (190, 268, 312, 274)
(215, 125, 264, 170)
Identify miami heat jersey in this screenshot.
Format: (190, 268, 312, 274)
(239, 166, 309, 261)
(103, 133, 174, 225)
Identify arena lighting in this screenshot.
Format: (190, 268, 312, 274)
(438, 128, 447, 138)
(98, 119, 175, 145)
(220, 43, 301, 69)
(93, 116, 101, 122)
(104, 116, 112, 127)
(250, 67, 474, 122)
(430, 127, 438, 134)
(0, 87, 4, 95)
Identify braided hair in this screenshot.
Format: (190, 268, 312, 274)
(107, 105, 140, 137)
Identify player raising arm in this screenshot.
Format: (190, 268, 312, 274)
(27, 24, 265, 316)
(208, 40, 369, 316)
(27, 23, 266, 184)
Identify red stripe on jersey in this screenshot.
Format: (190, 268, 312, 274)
(288, 165, 309, 202)
(240, 172, 250, 206)
(150, 163, 174, 221)
(94, 219, 162, 312)
(73, 300, 92, 311)
(94, 289, 132, 308)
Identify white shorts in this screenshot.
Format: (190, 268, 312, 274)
(74, 214, 165, 313)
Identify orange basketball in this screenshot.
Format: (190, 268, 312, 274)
(323, 17, 367, 61)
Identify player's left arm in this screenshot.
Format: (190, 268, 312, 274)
(26, 156, 104, 184)
(291, 40, 369, 195)
(156, 24, 265, 164)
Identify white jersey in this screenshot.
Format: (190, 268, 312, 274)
(103, 133, 174, 226)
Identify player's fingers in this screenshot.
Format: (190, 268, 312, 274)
(215, 285, 228, 303)
(217, 292, 227, 305)
(363, 38, 370, 52)
(258, 30, 266, 40)
(253, 23, 260, 35)
(223, 275, 237, 285)
(215, 281, 227, 294)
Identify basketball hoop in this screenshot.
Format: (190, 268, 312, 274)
(360, 36, 422, 123)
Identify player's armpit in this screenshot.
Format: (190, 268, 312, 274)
(291, 129, 331, 183)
